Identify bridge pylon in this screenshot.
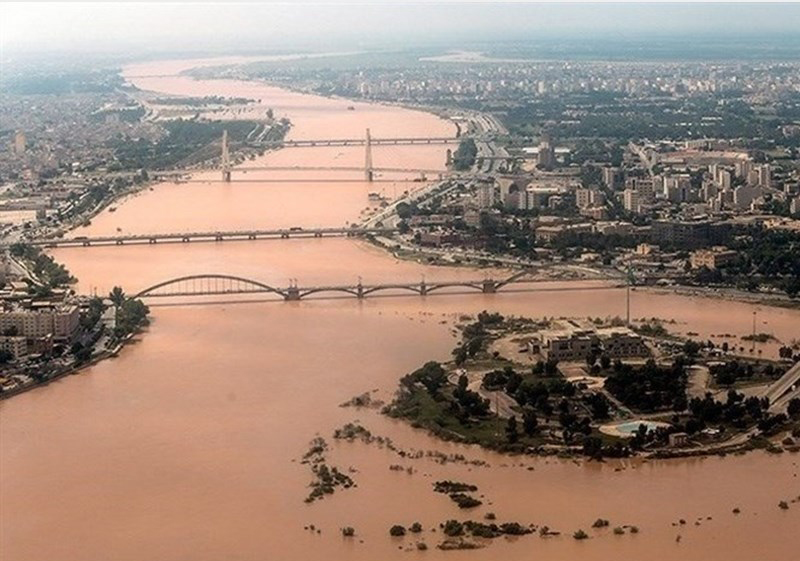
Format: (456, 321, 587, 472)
(364, 128, 373, 182)
(284, 279, 301, 301)
(482, 279, 497, 293)
(221, 129, 232, 182)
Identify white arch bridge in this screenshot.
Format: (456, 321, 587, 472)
(131, 271, 623, 302)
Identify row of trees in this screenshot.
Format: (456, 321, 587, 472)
(9, 243, 75, 288)
(710, 360, 785, 386)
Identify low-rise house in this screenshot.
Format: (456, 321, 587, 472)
(690, 247, 737, 270)
(668, 432, 689, 447)
(595, 327, 649, 358)
(534, 223, 593, 245)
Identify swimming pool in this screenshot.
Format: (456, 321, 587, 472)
(600, 420, 671, 438)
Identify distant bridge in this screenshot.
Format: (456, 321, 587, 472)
(158, 176, 450, 184)
(140, 130, 472, 183)
(29, 227, 395, 248)
(130, 270, 624, 302)
(219, 128, 455, 182)
(252, 136, 467, 148)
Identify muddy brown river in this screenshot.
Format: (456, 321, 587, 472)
(1, 58, 798, 561)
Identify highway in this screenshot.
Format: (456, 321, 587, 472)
(764, 361, 800, 413)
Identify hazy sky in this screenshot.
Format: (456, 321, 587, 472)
(3, 2, 800, 54)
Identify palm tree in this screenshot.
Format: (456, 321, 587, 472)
(109, 286, 126, 308)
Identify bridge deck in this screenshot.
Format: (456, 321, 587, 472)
(133, 277, 623, 300)
(26, 228, 396, 248)
(252, 137, 465, 147)
(234, 166, 447, 174)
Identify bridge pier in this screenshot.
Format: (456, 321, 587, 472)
(148, 238, 157, 244)
(482, 280, 497, 293)
(215, 235, 223, 241)
(115, 240, 123, 245)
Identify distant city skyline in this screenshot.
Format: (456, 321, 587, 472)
(3, 2, 800, 55)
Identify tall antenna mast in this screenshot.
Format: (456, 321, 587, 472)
(221, 129, 231, 182)
(364, 128, 373, 182)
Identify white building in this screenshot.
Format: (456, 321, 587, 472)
(623, 189, 640, 213)
(0, 336, 27, 359)
(529, 321, 648, 361)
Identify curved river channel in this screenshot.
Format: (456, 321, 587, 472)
(2, 58, 799, 561)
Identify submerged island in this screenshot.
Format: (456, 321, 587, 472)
(385, 311, 800, 459)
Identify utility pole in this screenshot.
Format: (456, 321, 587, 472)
(626, 262, 634, 327)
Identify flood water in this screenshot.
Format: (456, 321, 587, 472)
(2, 58, 799, 561)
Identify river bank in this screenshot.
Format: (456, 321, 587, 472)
(369, 226, 800, 312)
(0, 334, 128, 400)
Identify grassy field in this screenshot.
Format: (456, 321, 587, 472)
(387, 386, 547, 451)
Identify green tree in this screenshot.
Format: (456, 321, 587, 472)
(788, 398, 800, 419)
(506, 415, 519, 443)
(109, 286, 126, 308)
(522, 409, 539, 437)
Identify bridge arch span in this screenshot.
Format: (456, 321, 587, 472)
(298, 287, 361, 299)
(361, 285, 423, 297)
(494, 268, 540, 289)
(134, 274, 287, 299)
(424, 282, 484, 294)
